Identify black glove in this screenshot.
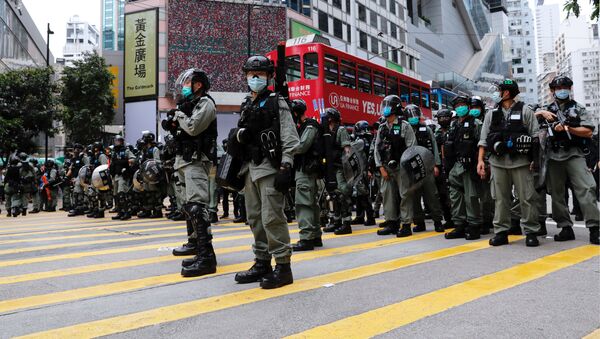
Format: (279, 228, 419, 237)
(233, 128, 251, 144)
(325, 180, 337, 193)
(273, 162, 292, 193)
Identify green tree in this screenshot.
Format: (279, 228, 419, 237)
(60, 51, 115, 145)
(563, 0, 599, 21)
(0, 66, 57, 159)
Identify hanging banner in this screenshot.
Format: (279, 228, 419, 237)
(124, 9, 157, 100)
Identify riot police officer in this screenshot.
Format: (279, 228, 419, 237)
(405, 104, 445, 233)
(67, 144, 90, 217)
(535, 75, 599, 245)
(290, 99, 323, 251)
(137, 132, 163, 218)
(444, 96, 484, 240)
(229, 56, 299, 289)
(477, 79, 541, 246)
(351, 120, 376, 226)
(87, 142, 109, 218)
(434, 109, 455, 229)
(29, 158, 42, 213)
(42, 159, 59, 212)
(60, 156, 73, 212)
(321, 108, 354, 235)
(164, 68, 218, 277)
(375, 95, 417, 237)
(110, 135, 135, 220)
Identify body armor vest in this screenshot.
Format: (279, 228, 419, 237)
(447, 117, 478, 168)
(378, 122, 407, 166)
(414, 123, 434, 153)
(111, 147, 129, 175)
(175, 95, 218, 163)
(486, 102, 528, 155)
(295, 118, 323, 175)
(546, 100, 588, 152)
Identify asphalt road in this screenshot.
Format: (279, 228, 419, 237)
(0, 209, 598, 338)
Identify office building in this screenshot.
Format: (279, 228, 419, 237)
(535, 2, 559, 73)
(102, 0, 125, 51)
(63, 15, 100, 67)
(506, 0, 537, 104)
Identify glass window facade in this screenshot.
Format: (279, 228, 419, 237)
(0, 0, 46, 69)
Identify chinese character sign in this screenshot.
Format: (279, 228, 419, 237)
(125, 9, 157, 99)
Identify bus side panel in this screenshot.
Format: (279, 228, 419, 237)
(322, 83, 382, 125)
(288, 79, 323, 121)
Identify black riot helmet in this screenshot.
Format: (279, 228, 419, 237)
(92, 142, 103, 153)
(142, 131, 155, 144)
(451, 95, 469, 108)
(354, 120, 370, 136)
(114, 135, 125, 148)
(324, 107, 341, 123)
(381, 95, 403, 117)
(469, 96, 485, 109)
(290, 99, 308, 122)
(45, 159, 55, 168)
(18, 152, 28, 161)
(174, 68, 211, 96)
(549, 75, 573, 89)
(436, 109, 452, 128)
(73, 143, 83, 152)
(497, 79, 520, 98)
(242, 55, 275, 74)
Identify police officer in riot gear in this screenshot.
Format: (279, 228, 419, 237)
(291, 99, 323, 251)
(67, 144, 90, 217)
(229, 56, 299, 289)
(321, 107, 354, 235)
(165, 68, 218, 277)
(478, 79, 541, 247)
(535, 75, 599, 245)
(110, 135, 135, 220)
(375, 95, 417, 237)
(138, 132, 163, 218)
(444, 96, 484, 240)
(351, 120, 376, 226)
(42, 159, 59, 212)
(434, 109, 454, 229)
(406, 104, 445, 233)
(87, 142, 110, 218)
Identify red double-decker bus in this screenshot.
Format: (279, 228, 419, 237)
(266, 41, 431, 125)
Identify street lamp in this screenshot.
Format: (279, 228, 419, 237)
(45, 23, 54, 161)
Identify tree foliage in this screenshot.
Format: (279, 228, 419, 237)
(0, 66, 57, 156)
(563, 0, 599, 21)
(60, 51, 115, 145)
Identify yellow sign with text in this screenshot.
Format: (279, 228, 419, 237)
(124, 9, 157, 99)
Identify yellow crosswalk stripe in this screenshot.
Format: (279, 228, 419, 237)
(286, 245, 600, 339)
(0, 225, 251, 245)
(14, 236, 521, 338)
(0, 229, 430, 285)
(584, 328, 600, 339)
(0, 230, 437, 315)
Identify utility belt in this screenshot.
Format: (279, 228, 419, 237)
(176, 137, 215, 163)
(550, 138, 588, 153)
(487, 132, 533, 157)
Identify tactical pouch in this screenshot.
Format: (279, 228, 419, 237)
(259, 127, 282, 168)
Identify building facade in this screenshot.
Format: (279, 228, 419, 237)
(506, 0, 537, 105)
(102, 0, 125, 51)
(63, 15, 100, 67)
(0, 0, 51, 70)
(535, 2, 559, 73)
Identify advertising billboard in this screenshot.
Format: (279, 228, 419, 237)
(124, 9, 157, 100)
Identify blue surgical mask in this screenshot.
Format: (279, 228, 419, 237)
(469, 108, 481, 117)
(491, 91, 502, 104)
(182, 86, 193, 99)
(408, 117, 419, 125)
(248, 76, 267, 93)
(455, 106, 469, 117)
(382, 106, 392, 117)
(555, 89, 570, 100)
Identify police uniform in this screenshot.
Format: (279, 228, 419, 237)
(42, 162, 59, 211)
(543, 100, 599, 244)
(374, 117, 417, 236)
(60, 159, 72, 211)
(67, 150, 90, 216)
(434, 122, 455, 227)
(444, 116, 484, 239)
(351, 124, 376, 226)
(170, 86, 218, 277)
(292, 117, 322, 250)
(479, 101, 541, 243)
(31, 163, 42, 213)
(139, 144, 163, 218)
(87, 150, 109, 218)
(325, 124, 353, 234)
(110, 143, 135, 220)
(411, 122, 444, 232)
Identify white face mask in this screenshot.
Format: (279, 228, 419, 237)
(491, 91, 502, 104)
(555, 89, 570, 100)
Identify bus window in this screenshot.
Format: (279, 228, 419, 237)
(358, 65, 372, 94)
(373, 71, 386, 97)
(400, 80, 410, 104)
(421, 88, 430, 108)
(411, 87, 420, 106)
(387, 75, 399, 96)
(324, 54, 339, 85)
(339, 59, 356, 89)
(304, 53, 319, 80)
(286, 55, 301, 82)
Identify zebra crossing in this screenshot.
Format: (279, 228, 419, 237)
(0, 213, 598, 338)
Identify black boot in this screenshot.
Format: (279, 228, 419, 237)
(260, 263, 293, 289)
(112, 212, 123, 220)
(235, 259, 272, 284)
(210, 211, 218, 223)
(397, 223, 412, 237)
(22, 209, 27, 216)
(180, 204, 217, 277)
(30, 208, 40, 214)
(443, 220, 455, 230)
(445, 224, 466, 239)
(120, 211, 131, 220)
(323, 219, 340, 233)
(536, 218, 547, 236)
(181, 242, 217, 277)
(508, 218, 522, 235)
(68, 208, 84, 217)
(465, 224, 481, 240)
(86, 209, 97, 218)
(525, 233, 539, 247)
(137, 210, 151, 218)
(173, 220, 197, 256)
(481, 222, 491, 235)
(351, 217, 365, 225)
(434, 221, 445, 233)
(334, 221, 352, 235)
(94, 210, 105, 218)
(377, 221, 399, 235)
(150, 209, 163, 218)
(292, 239, 315, 251)
(590, 227, 599, 245)
(489, 231, 509, 246)
(412, 220, 426, 232)
(554, 226, 575, 242)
